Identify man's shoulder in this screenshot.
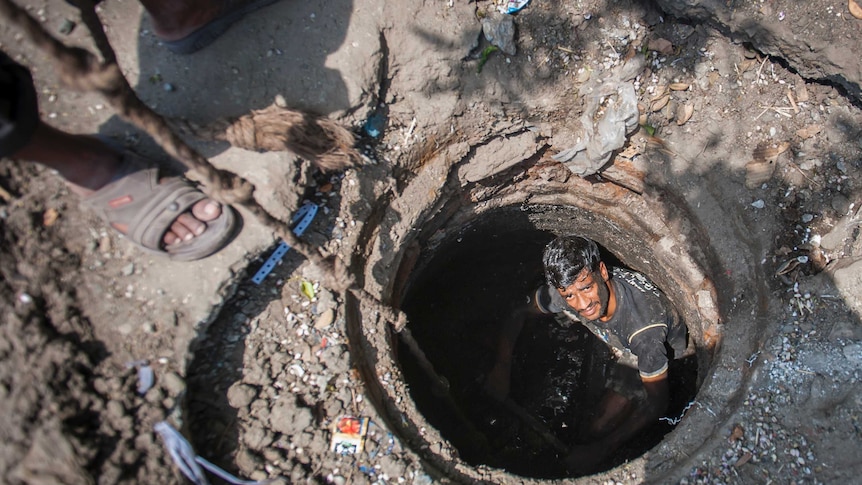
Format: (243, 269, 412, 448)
(611, 267, 662, 299)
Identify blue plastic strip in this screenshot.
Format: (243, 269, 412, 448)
(251, 202, 319, 284)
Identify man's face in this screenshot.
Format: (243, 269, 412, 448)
(557, 263, 610, 322)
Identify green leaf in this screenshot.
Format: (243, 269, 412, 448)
(300, 280, 315, 300)
(477, 45, 499, 73)
(641, 123, 656, 136)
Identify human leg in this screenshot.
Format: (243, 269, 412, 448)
(13, 122, 226, 247)
(2, 51, 237, 259)
(140, 0, 281, 54)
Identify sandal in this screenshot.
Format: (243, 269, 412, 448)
(81, 152, 239, 261)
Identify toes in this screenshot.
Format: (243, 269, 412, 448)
(162, 201, 222, 247)
(192, 199, 221, 222)
(163, 231, 181, 246)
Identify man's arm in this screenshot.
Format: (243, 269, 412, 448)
(565, 372, 669, 473)
(600, 372, 669, 449)
(484, 302, 542, 400)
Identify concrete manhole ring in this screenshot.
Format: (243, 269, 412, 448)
(345, 133, 762, 483)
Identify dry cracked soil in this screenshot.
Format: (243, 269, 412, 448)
(2, 0, 862, 484)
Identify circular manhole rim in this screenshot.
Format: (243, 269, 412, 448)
(345, 148, 749, 483)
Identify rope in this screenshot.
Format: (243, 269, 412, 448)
(0, 0, 407, 327)
(169, 105, 361, 172)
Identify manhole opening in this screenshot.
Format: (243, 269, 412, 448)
(396, 207, 702, 479)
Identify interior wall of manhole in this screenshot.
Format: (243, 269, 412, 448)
(397, 206, 702, 479)
(346, 155, 727, 484)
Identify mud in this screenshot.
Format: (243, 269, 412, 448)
(2, 0, 862, 484)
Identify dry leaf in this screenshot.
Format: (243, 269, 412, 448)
(651, 85, 669, 100)
(650, 94, 670, 112)
(43, 208, 59, 227)
(745, 159, 776, 189)
(745, 142, 787, 188)
(669, 82, 690, 91)
(738, 59, 756, 73)
(735, 452, 753, 467)
(776, 258, 801, 276)
(796, 124, 822, 139)
(638, 112, 649, 126)
(708, 71, 721, 87)
(752, 142, 790, 161)
(618, 143, 640, 159)
(795, 79, 810, 102)
(648, 38, 674, 54)
(729, 424, 745, 443)
(851, 0, 862, 19)
(676, 104, 694, 125)
(664, 103, 676, 123)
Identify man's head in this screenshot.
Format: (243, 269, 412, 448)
(543, 236, 612, 322)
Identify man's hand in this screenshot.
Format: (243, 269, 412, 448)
(483, 361, 511, 401)
(564, 443, 610, 475)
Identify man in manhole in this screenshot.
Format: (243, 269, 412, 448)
(485, 235, 691, 473)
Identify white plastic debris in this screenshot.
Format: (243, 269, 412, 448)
(137, 365, 154, 395)
(499, 0, 531, 14)
(552, 58, 644, 177)
(155, 421, 274, 485)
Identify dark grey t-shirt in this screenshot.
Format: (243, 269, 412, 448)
(535, 267, 687, 378)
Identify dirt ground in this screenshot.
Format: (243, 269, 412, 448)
(2, 0, 862, 484)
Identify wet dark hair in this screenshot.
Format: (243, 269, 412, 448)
(542, 236, 602, 288)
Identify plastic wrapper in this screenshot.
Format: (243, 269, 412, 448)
(553, 58, 644, 177)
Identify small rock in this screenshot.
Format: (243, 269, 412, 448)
(161, 371, 185, 396)
(145, 387, 165, 404)
(831, 194, 851, 214)
(648, 38, 674, 54)
(99, 235, 112, 253)
(843, 343, 862, 368)
(163, 83, 175, 92)
(269, 400, 313, 435)
(58, 19, 76, 35)
(121, 263, 135, 276)
(235, 449, 261, 472)
(751, 199, 765, 209)
(106, 400, 125, 420)
(481, 12, 516, 56)
(243, 426, 273, 449)
(227, 382, 258, 408)
(313, 308, 335, 329)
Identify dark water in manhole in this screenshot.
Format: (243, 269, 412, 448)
(399, 221, 699, 479)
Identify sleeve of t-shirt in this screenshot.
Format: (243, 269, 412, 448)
(628, 324, 669, 379)
(534, 285, 565, 314)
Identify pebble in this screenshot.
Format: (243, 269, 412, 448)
(163, 83, 175, 92)
(122, 263, 135, 276)
(59, 19, 76, 35)
(161, 371, 185, 396)
(842, 344, 862, 368)
(227, 382, 258, 408)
